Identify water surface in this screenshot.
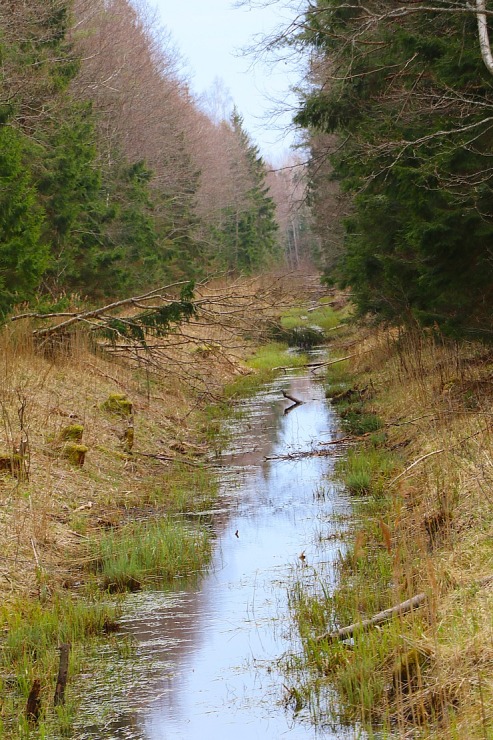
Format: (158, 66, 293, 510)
(77, 368, 355, 739)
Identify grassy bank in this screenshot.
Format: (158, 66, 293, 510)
(291, 324, 493, 738)
(0, 273, 334, 737)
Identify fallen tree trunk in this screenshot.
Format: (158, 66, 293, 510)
(316, 592, 427, 643)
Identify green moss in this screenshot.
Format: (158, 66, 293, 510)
(120, 423, 134, 452)
(58, 424, 84, 442)
(62, 443, 88, 467)
(101, 393, 133, 417)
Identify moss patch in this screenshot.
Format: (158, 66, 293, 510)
(101, 393, 133, 417)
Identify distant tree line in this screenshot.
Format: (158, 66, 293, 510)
(0, 0, 315, 317)
(286, 0, 493, 338)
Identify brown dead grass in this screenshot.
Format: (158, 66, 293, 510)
(0, 272, 318, 602)
(340, 324, 493, 737)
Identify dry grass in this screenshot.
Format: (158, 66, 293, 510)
(0, 273, 312, 601)
(312, 324, 493, 738)
(0, 269, 339, 736)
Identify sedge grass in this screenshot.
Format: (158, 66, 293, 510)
(91, 517, 211, 592)
(144, 462, 218, 513)
(0, 594, 120, 738)
(337, 447, 398, 496)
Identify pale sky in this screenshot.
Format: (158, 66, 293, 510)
(150, 0, 302, 162)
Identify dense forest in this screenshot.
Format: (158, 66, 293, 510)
(4, 0, 493, 336)
(0, 0, 317, 317)
(285, 0, 493, 338)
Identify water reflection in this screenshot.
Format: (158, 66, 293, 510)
(76, 370, 355, 739)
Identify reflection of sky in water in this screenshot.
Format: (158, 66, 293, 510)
(76, 371, 359, 740)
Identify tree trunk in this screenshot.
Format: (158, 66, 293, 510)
(476, 0, 493, 75)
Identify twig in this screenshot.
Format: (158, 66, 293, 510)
(282, 390, 304, 405)
(316, 593, 427, 643)
(310, 352, 362, 374)
(265, 446, 345, 461)
(388, 426, 487, 487)
(134, 452, 205, 468)
(388, 449, 445, 487)
(30, 537, 40, 568)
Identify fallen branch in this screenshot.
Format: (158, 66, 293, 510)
(316, 593, 427, 643)
(265, 446, 345, 461)
(310, 353, 358, 374)
(134, 451, 205, 468)
(282, 390, 304, 405)
(388, 449, 445, 487)
(12, 281, 191, 336)
(319, 434, 366, 445)
(388, 426, 487, 488)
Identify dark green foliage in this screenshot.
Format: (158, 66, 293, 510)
(215, 111, 279, 272)
(0, 127, 47, 315)
(103, 282, 196, 343)
(295, 1, 493, 338)
(0, 0, 284, 316)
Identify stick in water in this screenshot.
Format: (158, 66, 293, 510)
(54, 643, 71, 706)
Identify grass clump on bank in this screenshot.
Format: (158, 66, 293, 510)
(0, 594, 120, 738)
(223, 342, 309, 400)
(289, 325, 493, 739)
(91, 517, 211, 593)
(337, 447, 397, 496)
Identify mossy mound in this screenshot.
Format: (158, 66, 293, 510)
(58, 424, 84, 442)
(62, 443, 89, 467)
(101, 393, 133, 417)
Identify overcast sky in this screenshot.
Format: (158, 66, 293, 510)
(150, 0, 302, 163)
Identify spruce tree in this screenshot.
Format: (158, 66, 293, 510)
(219, 111, 279, 272)
(0, 127, 46, 315)
(294, 1, 493, 337)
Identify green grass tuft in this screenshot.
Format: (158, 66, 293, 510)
(92, 517, 211, 592)
(337, 447, 397, 496)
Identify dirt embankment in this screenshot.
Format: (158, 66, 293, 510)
(305, 323, 493, 739)
(0, 275, 315, 598)
(0, 271, 330, 736)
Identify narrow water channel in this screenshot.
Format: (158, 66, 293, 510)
(77, 366, 356, 739)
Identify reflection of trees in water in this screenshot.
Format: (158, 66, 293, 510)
(75, 371, 330, 739)
(75, 585, 214, 739)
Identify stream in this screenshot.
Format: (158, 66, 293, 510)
(76, 364, 358, 739)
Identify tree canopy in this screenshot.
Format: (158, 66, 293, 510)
(0, 0, 311, 317)
(290, 0, 493, 337)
